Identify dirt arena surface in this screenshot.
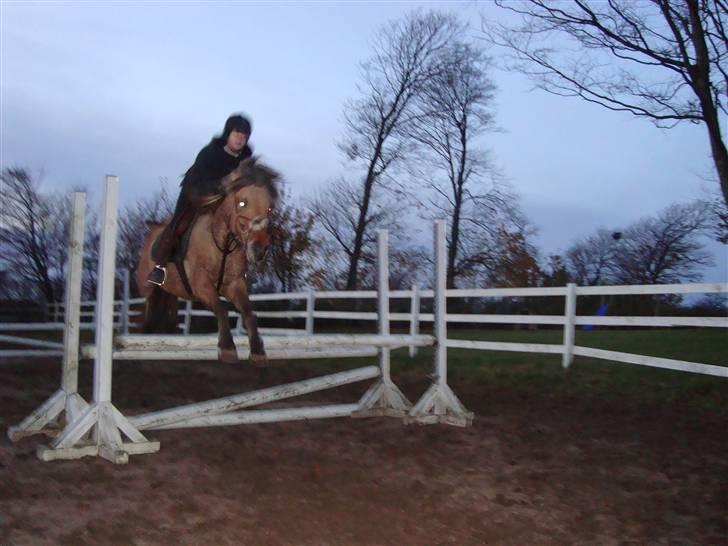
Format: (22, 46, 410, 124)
(1, 356, 726, 546)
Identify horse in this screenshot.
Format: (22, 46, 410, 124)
(136, 157, 279, 365)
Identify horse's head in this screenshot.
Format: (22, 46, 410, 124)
(223, 157, 279, 265)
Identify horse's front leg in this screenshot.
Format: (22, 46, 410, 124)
(227, 279, 266, 366)
(197, 284, 238, 364)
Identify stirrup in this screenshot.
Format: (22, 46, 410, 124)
(147, 265, 167, 286)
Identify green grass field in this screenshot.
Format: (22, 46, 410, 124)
(3, 325, 726, 413)
(390, 327, 728, 413)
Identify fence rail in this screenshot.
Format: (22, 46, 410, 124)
(5, 271, 727, 378)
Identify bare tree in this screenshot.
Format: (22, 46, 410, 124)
(309, 177, 403, 288)
(709, 191, 728, 242)
(264, 196, 316, 293)
(0, 167, 71, 303)
(566, 229, 622, 285)
(484, 0, 728, 205)
(339, 10, 461, 289)
(406, 39, 513, 288)
(612, 201, 714, 283)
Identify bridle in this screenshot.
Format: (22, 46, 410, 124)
(212, 192, 273, 291)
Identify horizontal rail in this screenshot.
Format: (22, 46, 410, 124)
(130, 365, 381, 430)
(314, 290, 378, 299)
(0, 335, 63, 350)
(255, 311, 309, 319)
(447, 287, 567, 298)
(446, 339, 564, 354)
(109, 333, 436, 351)
(312, 311, 378, 321)
(446, 314, 565, 325)
(0, 350, 64, 358)
(572, 346, 728, 377)
(575, 282, 728, 296)
(0, 323, 65, 331)
(155, 403, 361, 430)
(81, 347, 380, 361)
(574, 316, 728, 328)
(249, 291, 308, 301)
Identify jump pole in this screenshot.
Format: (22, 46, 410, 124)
(8, 192, 89, 441)
(36, 176, 159, 463)
(406, 219, 473, 427)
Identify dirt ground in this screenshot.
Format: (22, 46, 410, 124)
(1, 356, 726, 546)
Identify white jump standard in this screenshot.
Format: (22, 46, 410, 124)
(7, 192, 90, 442)
(8, 176, 472, 464)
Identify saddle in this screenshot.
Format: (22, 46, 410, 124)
(151, 213, 241, 297)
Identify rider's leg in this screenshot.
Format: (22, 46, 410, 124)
(147, 192, 195, 286)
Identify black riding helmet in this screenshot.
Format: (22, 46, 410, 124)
(222, 114, 252, 141)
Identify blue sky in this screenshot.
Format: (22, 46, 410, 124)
(1, 1, 726, 282)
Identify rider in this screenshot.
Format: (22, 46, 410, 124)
(147, 114, 254, 286)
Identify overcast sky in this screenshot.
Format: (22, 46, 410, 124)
(1, 1, 726, 283)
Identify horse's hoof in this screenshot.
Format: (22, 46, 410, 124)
(250, 353, 268, 368)
(218, 348, 239, 365)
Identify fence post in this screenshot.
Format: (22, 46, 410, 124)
(120, 269, 130, 335)
(562, 282, 577, 369)
(183, 300, 193, 335)
(409, 284, 420, 358)
(305, 288, 315, 335)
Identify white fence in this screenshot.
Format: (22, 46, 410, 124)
(28, 275, 728, 378)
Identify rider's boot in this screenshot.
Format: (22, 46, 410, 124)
(147, 224, 175, 286)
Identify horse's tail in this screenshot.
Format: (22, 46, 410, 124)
(141, 286, 180, 334)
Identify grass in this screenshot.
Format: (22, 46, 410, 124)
(390, 327, 728, 413)
(3, 324, 726, 413)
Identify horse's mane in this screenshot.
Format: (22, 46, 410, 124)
(228, 156, 280, 203)
(144, 157, 280, 228)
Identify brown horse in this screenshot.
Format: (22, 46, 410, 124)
(137, 158, 279, 365)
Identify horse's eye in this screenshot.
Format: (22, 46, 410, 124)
(238, 199, 247, 208)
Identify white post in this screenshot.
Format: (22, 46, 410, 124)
(305, 288, 315, 335)
(121, 269, 130, 335)
(353, 229, 412, 418)
(562, 282, 577, 369)
(433, 221, 447, 386)
(93, 176, 120, 404)
(407, 220, 473, 427)
(183, 300, 193, 335)
(62, 192, 86, 394)
(8, 192, 89, 442)
(36, 176, 159, 463)
(409, 285, 420, 358)
(378, 230, 391, 381)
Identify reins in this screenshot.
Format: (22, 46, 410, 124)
(214, 230, 244, 293)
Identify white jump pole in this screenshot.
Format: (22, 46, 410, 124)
(407, 220, 473, 427)
(353, 229, 412, 418)
(36, 175, 159, 463)
(8, 191, 89, 441)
